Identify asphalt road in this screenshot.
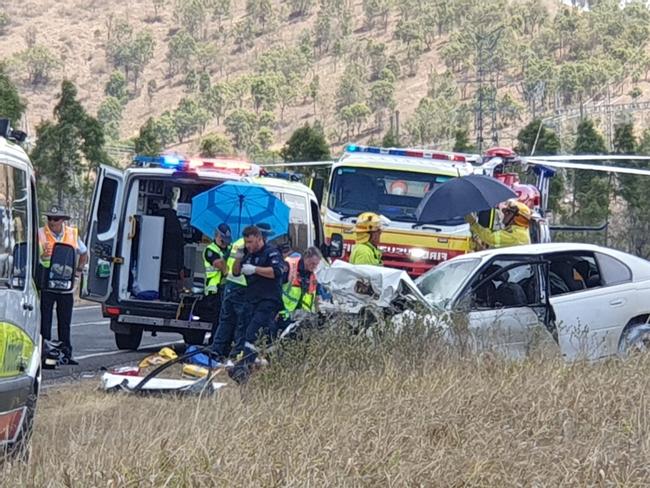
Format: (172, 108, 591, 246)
(42, 304, 185, 385)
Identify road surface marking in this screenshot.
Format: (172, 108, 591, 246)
(75, 340, 183, 360)
(71, 320, 110, 328)
(75, 304, 102, 311)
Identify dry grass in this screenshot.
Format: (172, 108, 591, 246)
(3, 324, 650, 486)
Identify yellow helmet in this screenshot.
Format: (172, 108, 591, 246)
(504, 199, 532, 227)
(354, 212, 382, 234)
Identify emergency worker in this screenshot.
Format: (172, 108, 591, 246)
(465, 199, 532, 249)
(210, 235, 248, 360)
(349, 212, 383, 266)
(202, 223, 232, 339)
(38, 206, 88, 365)
(274, 246, 322, 337)
(230, 225, 284, 384)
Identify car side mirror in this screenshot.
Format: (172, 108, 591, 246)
(11, 242, 27, 289)
(45, 243, 76, 292)
(327, 233, 344, 259)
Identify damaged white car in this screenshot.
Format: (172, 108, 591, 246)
(319, 243, 650, 361)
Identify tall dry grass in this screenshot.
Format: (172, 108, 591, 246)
(3, 322, 650, 487)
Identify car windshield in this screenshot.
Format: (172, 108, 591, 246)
(328, 166, 461, 224)
(415, 258, 480, 309)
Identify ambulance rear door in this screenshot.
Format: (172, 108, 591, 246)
(81, 165, 125, 302)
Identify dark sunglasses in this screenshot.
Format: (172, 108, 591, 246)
(47, 217, 64, 222)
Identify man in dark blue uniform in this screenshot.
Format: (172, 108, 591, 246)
(229, 225, 284, 383)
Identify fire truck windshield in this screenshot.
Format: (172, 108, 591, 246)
(328, 166, 455, 223)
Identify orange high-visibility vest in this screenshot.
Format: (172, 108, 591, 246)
(38, 225, 78, 268)
(282, 256, 317, 315)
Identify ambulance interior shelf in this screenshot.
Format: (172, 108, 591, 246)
(127, 178, 214, 303)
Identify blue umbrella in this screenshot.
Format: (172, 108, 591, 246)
(191, 181, 290, 241)
(416, 174, 517, 222)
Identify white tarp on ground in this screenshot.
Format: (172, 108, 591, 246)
(101, 373, 227, 392)
(316, 261, 430, 313)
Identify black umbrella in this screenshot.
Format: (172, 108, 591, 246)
(416, 174, 517, 222)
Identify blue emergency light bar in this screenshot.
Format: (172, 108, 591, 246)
(133, 154, 186, 169)
(344, 144, 468, 162)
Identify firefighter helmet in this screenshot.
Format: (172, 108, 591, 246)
(503, 199, 532, 227)
(354, 212, 382, 233)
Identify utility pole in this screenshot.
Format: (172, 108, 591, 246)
(472, 25, 504, 153)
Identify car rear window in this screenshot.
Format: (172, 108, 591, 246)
(596, 252, 632, 286)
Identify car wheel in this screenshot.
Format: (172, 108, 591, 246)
(619, 323, 650, 357)
(114, 327, 143, 350)
(182, 330, 206, 346)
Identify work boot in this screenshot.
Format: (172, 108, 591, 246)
(228, 363, 250, 385)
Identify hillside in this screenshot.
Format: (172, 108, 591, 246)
(1, 0, 650, 159)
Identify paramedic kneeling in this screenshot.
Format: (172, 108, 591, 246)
(229, 225, 284, 383)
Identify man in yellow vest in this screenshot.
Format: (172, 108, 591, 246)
(465, 199, 532, 249)
(209, 234, 248, 361)
(273, 246, 322, 338)
(38, 206, 88, 365)
(349, 212, 383, 266)
(202, 223, 232, 340)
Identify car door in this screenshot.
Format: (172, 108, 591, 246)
(548, 251, 634, 360)
(81, 165, 124, 302)
(461, 258, 554, 359)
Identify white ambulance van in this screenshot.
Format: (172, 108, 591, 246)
(82, 155, 334, 350)
(0, 120, 43, 456)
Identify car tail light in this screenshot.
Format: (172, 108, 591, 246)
(0, 408, 25, 443)
(104, 306, 121, 317)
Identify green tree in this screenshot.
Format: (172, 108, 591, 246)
(289, 0, 314, 18)
(199, 133, 234, 156)
(0, 67, 26, 122)
(246, 0, 275, 34)
(257, 127, 274, 150)
(30, 80, 109, 209)
(617, 127, 650, 257)
(613, 123, 636, 155)
(224, 109, 257, 150)
(363, 0, 391, 31)
(314, 10, 332, 54)
(336, 65, 365, 110)
(281, 123, 330, 162)
(250, 75, 278, 113)
(368, 79, 395, 130)
(173, 97, 209, 142)
(382, 129, 400, 148)
(147, 79, 157, 105)
(105, 70, 128, 102)
(572, 119, 608, 227)
(126, 30, 156, 89)
(173, 0, 211, 40)
(453, 128, 473, 152)
(212, 0, 232, 30)
(515, 119, 560, 156)
(166, 30, 197, 76)
(202, 83, 231, 124)
(18, 45, 60, 85)
(97, 96, 124, 140)
(309, 75, 319, 114)
(0, 12, 9, 34)
(134, 117, 163, 156)
(515, 119, 563, 214)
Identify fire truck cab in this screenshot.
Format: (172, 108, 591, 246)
(324, 145, 475, 277)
